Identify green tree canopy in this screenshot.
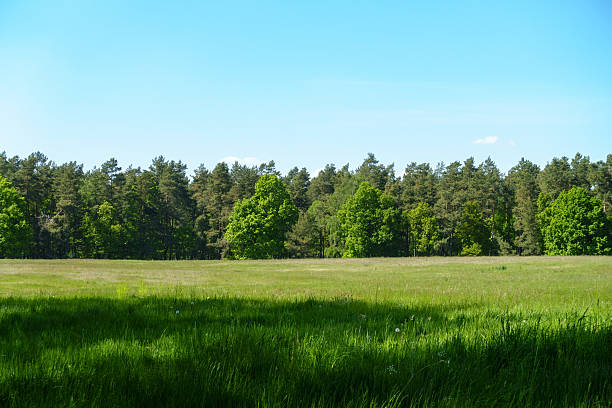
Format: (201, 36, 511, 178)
(356, 153, 395, 191)
(538, 187, 610, 255)
(1, 150, 610, 260)
(507, 158, 542, 255)
(406, 202, 439, 256)
(0, 176, 32, 258)
(338, 181, 403, 258)
(283, 167, 311, 212)
(225, 175, 298, 259)
(82, 201, 126, 258)
(456, 201, 492, 256)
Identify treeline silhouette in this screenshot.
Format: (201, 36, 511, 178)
(0, 151, 610, 259)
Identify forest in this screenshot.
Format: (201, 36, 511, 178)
(0, 151, 610, 259)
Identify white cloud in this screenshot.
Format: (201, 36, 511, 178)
(472, 136, 498, 145)
(220, 156, 263, 167)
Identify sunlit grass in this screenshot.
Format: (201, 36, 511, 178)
(1, 257, 611, 407)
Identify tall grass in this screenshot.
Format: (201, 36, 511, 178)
(0, 257, 611, 407)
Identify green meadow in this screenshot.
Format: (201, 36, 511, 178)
(1, 257, 611, 407)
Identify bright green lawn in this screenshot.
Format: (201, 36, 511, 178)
(0, 257, 611, 407)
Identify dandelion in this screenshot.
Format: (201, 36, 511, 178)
(395, 327, 401, 333)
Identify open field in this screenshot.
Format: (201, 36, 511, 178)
(1, 257, 611, 407)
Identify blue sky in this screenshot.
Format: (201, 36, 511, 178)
(1, 1, 611, 176)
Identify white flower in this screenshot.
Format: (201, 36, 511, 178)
(395, 328, 400, 333)
(175, 310, 180, 314)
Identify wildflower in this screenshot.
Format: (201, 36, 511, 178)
(191, 301, 194, 305)
(395, 327, 400, 333)
(176, 310, 180, 314)
(386, 365, 397, 375)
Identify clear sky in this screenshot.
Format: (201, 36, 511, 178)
(1, 1, 611, 177)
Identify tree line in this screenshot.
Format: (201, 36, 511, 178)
(0, 151, 610, 259)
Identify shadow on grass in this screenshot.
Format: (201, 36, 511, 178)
(0, 296, 611, 407)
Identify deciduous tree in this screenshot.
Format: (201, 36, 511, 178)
(0, 176, 32, 258)
(538, 187, 609, 255)
(225, 175, 298, 259)
(406, 202, 439, 256)
(338, 182, 403, 258)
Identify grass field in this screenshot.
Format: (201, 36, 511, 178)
(1, 257, 611, 407)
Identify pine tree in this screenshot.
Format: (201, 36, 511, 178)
(507, 158, 542, 255)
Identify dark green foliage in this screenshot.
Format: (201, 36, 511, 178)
(0, 150, 610, 259)
(283, 167, 311, 212)
(434, 161, 464, 256)
(150, 157, 195, 259)
(356, 153, 395, 192)
(456, 201, 493, 256)
(120, 168, 163, 259)
(570, 153, 592, 191)
(538, 187, 610, 255)
(189, 164, 211, 259)
(198, 162, 233, 259)
(49, 162, 84, 258)
(0, 176, 32, 258)
(225, 175, 298, 259)
(398, 162, 437, 210)
(320, 170, 360, 257)
(82, 201, 126, 259)
(285, 211, 320, 258)
(406, 202, 439, 256)
(229, 162, 260, 202)
(338, 182, 404, 257)
(306, 200, 328, 258)
(8, 152, 54, 258)
(588, 154, 612, 218)
(507, 159, 542, 255)
(307, 164, 337, 203)
(538, 156, 573, 197)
